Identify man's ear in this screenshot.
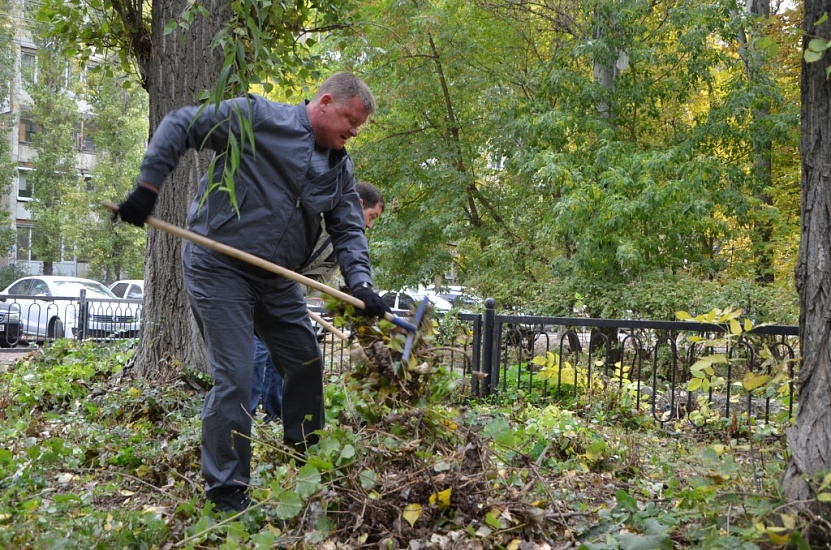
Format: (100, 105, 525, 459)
(359, 198, 365, 208)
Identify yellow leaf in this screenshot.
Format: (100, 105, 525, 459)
(506, 540, 522, 550)
(531, 355, 548, 366)
(439, 418, 458, 431)
(729, 318, 742, 336)
(742, 372, 771, 391)
(687, 378, 702, 391)
(780, 514, 797, 529)
(718, 308, 743, 322)
(744, 318, 753, 332)
(765, 526, 791, 545)
(818, 492, 831, 502)
(402, 503, 422, 527)
(676, 310, 691, 320)
(711, 444, 727, 456)
(429, 488, 452, 508)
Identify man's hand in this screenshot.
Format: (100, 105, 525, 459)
(352, 286, 390, 318)
(115, 185, 158, 227)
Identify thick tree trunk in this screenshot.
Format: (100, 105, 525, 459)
(783, 0, 831, 542)
(131, 0, 229, 377)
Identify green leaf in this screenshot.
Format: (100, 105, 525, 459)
(163, 18, 178, 35)
(808, 38, 830, 52)
(806, 48, 826, 63)
(485, 509, 503, 529)
(815, 12, 829, 26)
(274, 490, 303, 520)
(251, 530, 276, 550)
(756, 36, 773, 49)
(359, 469, 377, 489)
(483, 417, 516, 448)
(295, 464, 322, 499)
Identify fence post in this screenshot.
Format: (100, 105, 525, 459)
(77, 289, 86, 341)
(469, 313, 482, 397)
(481, 297, 496, 396)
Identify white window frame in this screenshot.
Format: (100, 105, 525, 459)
(17, 167, 33, 201)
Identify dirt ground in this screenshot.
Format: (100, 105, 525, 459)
(0, 347, 35, 368)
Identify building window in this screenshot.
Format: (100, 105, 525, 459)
(74, 121, 95, 152)
(73, 123, 82, 150)
(20, 51, 37, 83)
(15, 226, 39, 262)
(83, 129, 94, 152)
(0, 80, 9, 113)
(82, 120, 95, 151)
(17, 169, 33, 200)
(19, 116, 36, 144)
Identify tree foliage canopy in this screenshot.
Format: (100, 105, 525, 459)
(325, 0, 800, 321)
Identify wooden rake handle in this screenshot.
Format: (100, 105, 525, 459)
(102, 201, 416, 333)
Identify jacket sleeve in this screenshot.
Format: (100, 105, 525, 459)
(138, 96, 256, 189)
(325, 170, 373, 290)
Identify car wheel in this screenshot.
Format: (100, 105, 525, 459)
(49, 318, 65, 340)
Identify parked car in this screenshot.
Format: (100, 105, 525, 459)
(0, 276, 141, 341)
(0, 302, 21, 347)
(106, 279, 330, 341)
(424, 285, 482, 312)
(108, 279, 144, 299)
(379, 288, 454, 313)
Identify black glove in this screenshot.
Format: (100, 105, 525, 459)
(353, 285, 390, 318)
(115, 185, 158, 227)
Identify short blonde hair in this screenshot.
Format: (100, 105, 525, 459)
(315, 72, 376, 116)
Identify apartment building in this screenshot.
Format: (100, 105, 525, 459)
(2, 18, 95, 277)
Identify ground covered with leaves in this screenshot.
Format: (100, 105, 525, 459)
(0, 311, 813, 549)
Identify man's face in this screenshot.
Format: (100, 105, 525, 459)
(312, 95, 369, 150)
(363, 203, 383, 229)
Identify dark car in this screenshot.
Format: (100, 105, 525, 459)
(0, 302, 21, 347)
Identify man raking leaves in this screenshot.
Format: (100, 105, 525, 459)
(111, 72, 395, 514)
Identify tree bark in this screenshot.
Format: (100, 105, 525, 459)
(131, 0, 230, 376)
(783, 0, 831, 542)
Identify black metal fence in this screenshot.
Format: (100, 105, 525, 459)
(0, 289, 799, 427)
(316, 299, 799, 427)
(0, 290, 142, 346)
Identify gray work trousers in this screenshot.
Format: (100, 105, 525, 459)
(183, 242, 325, 493)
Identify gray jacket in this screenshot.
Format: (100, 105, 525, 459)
(299, 220, 337, 282)
(138, 95, 372, 289)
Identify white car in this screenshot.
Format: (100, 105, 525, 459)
(379, 288, 453, 313)
(0, 276, 141, 341)
(109, 279, 144, 299)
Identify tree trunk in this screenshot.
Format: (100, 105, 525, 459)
(738, 0, 775, 284)
(131, 0, 229, 377)
(783, 0, 831, 542)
